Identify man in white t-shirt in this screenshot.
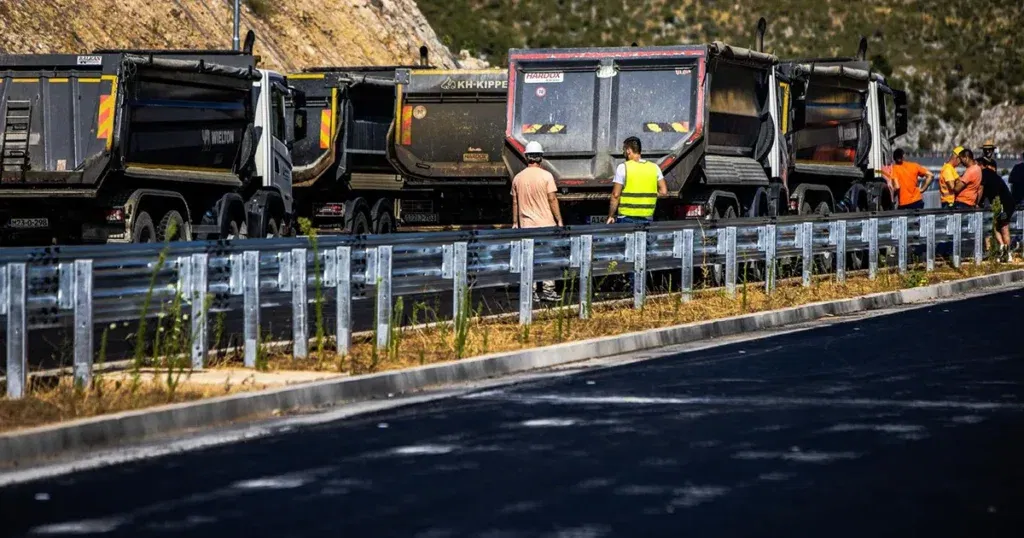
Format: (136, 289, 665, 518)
(606, 136, 668, 224)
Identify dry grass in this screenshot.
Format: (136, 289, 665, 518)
(0, 373, 267, 433)
(0, 260, 1015, 432)
(258, 261, 1015, 375)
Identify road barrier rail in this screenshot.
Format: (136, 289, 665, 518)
(1, 208, 1020, 398)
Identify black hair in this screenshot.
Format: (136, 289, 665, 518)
(526, 154, 542, 165)
(960, 148, 974, 160)
(893, 148, 905, 160)
(623, 136, 642, 155)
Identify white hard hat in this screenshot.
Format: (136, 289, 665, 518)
(525, 141, 544, 155)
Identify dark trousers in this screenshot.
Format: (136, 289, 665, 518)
(898, 200, 925, 210)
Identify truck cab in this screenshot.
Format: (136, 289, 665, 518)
(250, 68, 300, 236)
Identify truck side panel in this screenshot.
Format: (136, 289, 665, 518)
(123, 70, 250, 173)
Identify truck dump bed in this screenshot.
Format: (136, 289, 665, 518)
(778, 59, 878, 176)
(504, 44, 776, 193)
(287, 67, 413, 187)
(389, 69, 508, 184)
(0, 52, 258, 192)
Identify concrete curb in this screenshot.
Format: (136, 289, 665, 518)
(3, 269, 1023, 467)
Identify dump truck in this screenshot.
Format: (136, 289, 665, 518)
(503, 38, 789, 224)
(0, 36, 304, 245)
(504, 21, 908, 225)
(288, 53, 512, 233)
(387, 68, 511, 228)
(779, 37, 909, 217)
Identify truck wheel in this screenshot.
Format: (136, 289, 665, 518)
(157, 210, 186, 243)
(132, 211, 156, 244)
(373, 210, 394, 235)
(351, 212, 370, 235)
(264, 217, 281, 238)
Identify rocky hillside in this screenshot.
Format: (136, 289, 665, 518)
(0, 0, 459, 71)
(421, 0, 1024, 153)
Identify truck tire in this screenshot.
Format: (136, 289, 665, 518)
(373, 209, 394, 235)
(157, 210, 186, 243)
(131, 211, 156, 244)
(350, 211, 371, 236)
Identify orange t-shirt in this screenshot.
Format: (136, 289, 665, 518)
(956, 164, 983, 206)
(511, 166, 557, 228)
(890, 161, 928, 206)
(939, 163, 959, 204)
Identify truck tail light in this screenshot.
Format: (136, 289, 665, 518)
(315, 203, 346, 218)
(106, 208, 125, 223)
(682, 204, 705, 218)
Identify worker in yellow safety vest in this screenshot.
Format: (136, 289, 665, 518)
(938, 146, 964, 208)
(606, 136, 668, 224)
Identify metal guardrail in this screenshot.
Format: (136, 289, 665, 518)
(1, 209, 1020, 399)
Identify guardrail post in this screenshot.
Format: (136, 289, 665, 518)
(189, 254, 208, 370)
(5, 263, 27, 399)
(451, 242, 468, 322)
(243, 251, 260, 368)
(763, 224, 777, 292)
(724, 226, 737, 298)
(972, 212, 984, 265)
(680, 229, 694, 301)
(633, 231, 647, 308)
(519, 239, 534, 325)
(868, 217, 879, 280)
(376, 245, 393, 350)
(924, 215, 936, 271)
(801, 221, 813, 287)
(335, 246, 352, 356)
(835, 220, 847, 282)
(897, 216, 908, 274)
(576, 235, 593, 319)
(291, 248, 309, 359)
(1018, 211, 1024, 256)
(73, 260, 93, 388)
(952, 213, 963, 268)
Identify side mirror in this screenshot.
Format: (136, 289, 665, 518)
(293, 109, 308, 141)
(894, 89, 908, 137)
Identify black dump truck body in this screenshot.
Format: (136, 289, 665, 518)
(0, 51, 261, 242)
(0, 53, 257, 191)
(287, 67, 409, 189)
(389, 68, 508, 184)
(503, 43, 778, 222)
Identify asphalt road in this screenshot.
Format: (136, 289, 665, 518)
(3, 290, 1024, 537)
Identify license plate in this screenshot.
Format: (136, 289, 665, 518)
(589, 215, 607, 225)
(8, 217, 49, 229)
(403, 212, 439, 224)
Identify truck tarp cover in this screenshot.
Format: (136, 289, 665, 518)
(0, 53, 254, 186)
(390, 70, 507, 182)
(506, 47, 701, 187)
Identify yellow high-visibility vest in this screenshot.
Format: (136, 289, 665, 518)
(618, 160, 660, 218)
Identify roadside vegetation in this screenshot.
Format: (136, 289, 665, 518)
(1, 254, 1015, 432)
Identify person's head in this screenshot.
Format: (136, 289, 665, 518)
(524, 141, 544, 166)
(982, 139, 996, 156)
(623, 136, 642, 160)
(959, 148, 975, 167)
(949, 146, 964, 165)
(893, 148, 905, 164)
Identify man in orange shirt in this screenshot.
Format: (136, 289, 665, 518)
(888, 148, 933, 210)
(938, 146, 964, 208)
(953, 148, 983, 209)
